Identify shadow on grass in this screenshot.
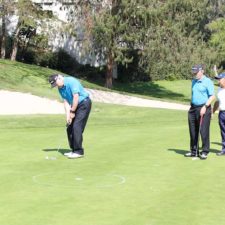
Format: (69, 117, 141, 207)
(168, 148, 221, 155)
(43, 148, 71, 155)
(0, 59, 189, 102)
(84, 76, 189, 102)
(210, 148, 221, 154)
(167, 148, 189, 155)
(211, 142, 222, 146)
(113, 82, 188, 102)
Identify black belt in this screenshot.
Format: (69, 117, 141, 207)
(191, 103, 204, 108)
(79, 97, 90, 105)
(191, 103, 211, 108)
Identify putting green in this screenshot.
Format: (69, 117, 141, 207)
(32, 171, 126, 188)
(0, 103, 224, 225)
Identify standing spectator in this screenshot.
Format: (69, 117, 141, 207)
(185, 64, 215, 159)
(213, 70, 225, 156)
(49, 74, 92, 159)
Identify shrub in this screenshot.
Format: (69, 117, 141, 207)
(18, 48, 80, 75)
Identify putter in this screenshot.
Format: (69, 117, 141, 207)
(45, 124, 68, 160)
(192, 115, 203, 161)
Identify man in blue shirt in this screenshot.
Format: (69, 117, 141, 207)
(49, 74, 92, 159)
(185, 64, 215, 159)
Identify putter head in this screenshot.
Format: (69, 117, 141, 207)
(192, 153, 200, 160)
(45, 156, 57, 160)
(192, 156, 200, 160)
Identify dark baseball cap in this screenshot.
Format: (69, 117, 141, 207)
(215, 72, 225, 79)
(48, 74, 59, 87)
(192, 64, 204, 73)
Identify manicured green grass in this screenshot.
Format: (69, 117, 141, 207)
(0, 59, 195, 103)
(113, 80, 192, 103)
(0, 103, 224, 225)
(0, 59, 58, 99)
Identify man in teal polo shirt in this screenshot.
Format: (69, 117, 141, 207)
(49, 74, 92, 159)
(185, 64, 215, 159)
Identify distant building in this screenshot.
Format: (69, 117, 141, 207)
(33, 0, 74, 22)
(32, 0, 99, 66)
(33, 0, 117, 73)
(5, 0, 105, 66)
(2, 0, 118, 73)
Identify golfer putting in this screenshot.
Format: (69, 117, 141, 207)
(49, 74, 91, 159)
(185, 64, 215, 160)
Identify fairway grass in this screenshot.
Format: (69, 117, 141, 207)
(0, 103, 224, 225)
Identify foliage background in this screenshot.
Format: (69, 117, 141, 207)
(1, 0, 225, 83)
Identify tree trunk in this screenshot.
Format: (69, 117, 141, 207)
(1, 19, 6, 59)
(10, 26, 20, 61)
(105, 51, 113, 89)
(0, 2, 6, 59)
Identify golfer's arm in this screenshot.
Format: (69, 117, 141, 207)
(64, 100, 71, 117)
(206, 95, 215, 107)
(70, 94, 79, 112)
(213, 100, 219, 113)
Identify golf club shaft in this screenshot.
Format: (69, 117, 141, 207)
(196, 115, 203, 156)
(57, 125, 68, 153)
(46, 125, 67, 160)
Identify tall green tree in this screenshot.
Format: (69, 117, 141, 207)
(92, 1, 151, 87)
(207, 18, 225, 65)
(74, 0, 221, 83)
(139, 0, 224, 80)
(10, 0, 52, 61)
(61, 0, 151, 87)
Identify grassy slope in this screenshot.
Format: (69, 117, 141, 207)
(0, 104, 223, 225)
(0, 59, 193, 103)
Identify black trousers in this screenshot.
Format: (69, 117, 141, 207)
(188, 105, 211, 154)
(66, 98, 92, 155)
(219, 111, 225, 152)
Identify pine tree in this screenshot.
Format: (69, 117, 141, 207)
(93, 0, 150, 87)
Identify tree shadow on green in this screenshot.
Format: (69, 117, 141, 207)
(113, 81, 189, 102)
(83, 74, 190, 103)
